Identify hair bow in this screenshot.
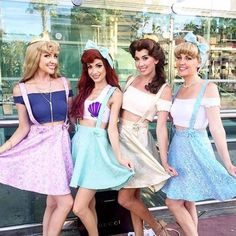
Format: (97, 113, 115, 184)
(84, 40, 114, 68)
(184, 32, 209, 68)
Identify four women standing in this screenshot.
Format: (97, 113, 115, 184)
(0, 32, 236, 236)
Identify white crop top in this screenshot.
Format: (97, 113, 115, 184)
(171, 98, 221, 129)
(83, 85, 111, 123)
(122, 86, 171, 121)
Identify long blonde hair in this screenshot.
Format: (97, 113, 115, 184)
(21, 41, 60, 82)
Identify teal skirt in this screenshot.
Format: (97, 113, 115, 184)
(70, 124, 134, 190)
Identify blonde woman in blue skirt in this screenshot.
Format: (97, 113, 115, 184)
(162, 32, 236, 236)
(70, 41, 134, 236)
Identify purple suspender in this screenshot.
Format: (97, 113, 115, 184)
(19, 83, 40, 125)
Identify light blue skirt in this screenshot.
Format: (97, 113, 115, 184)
(70, 124, 134, 190)
(162, 128, 236, 201)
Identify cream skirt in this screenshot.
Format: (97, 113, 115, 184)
(118, 119, 170, 192)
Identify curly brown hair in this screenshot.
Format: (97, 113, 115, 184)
(129, 38, 166, 94)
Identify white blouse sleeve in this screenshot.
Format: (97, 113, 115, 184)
(155, 98, 172, 112)
(202, 98, 221, 108)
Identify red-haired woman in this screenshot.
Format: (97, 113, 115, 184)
(70, 41, 134, 236)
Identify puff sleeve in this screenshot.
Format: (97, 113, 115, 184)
(202, 98, 221, 108)
(155, 98, 172, 112)
(13, 96, 25, 104)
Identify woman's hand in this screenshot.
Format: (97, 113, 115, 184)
(226, 164, 236, 177)
(119, 158, 134, 171)
(163, 163, 178, 177)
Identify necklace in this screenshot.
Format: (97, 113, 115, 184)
(183, 78, 201, 88)
(34, 79, 52, 93)
(36, 80, 53, 123)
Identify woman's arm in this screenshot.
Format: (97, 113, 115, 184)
(107, 89, 133, 170)
(206, 83, 236, 177)
(156, 85, 178, 176)
(0, 85, 31, 154)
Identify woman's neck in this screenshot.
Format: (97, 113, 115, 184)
(182, 75, 201, 88)
(93, 81, 108, 90)
(33, 72, 51, 83)
(138, 75, 154, 85)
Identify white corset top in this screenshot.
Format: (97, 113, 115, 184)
(122, 86, 171, 121)
(83, 85, 111, 123)
(171, 97, 221, 129)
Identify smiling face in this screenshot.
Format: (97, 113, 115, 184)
(38, 52, 58, 75)
(134, 49, 158, 77)
(175, 54, 200, 79)
(87, 58, 106, 83)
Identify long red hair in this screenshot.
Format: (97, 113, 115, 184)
(71, 49, 120, 119)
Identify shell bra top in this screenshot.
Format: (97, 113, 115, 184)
(83, 85, 112, 123)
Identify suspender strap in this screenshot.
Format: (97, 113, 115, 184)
(172, 84, 182, 101)
(123, 75, 136, 92)
(96, 86, 116, 128)
(138, 83, 168, 124)
(19, 83, 40, 125)
(189, 81, 209, 129)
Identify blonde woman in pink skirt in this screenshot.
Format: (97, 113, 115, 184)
(0, 34, 73, 236)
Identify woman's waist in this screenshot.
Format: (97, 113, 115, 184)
(40, 120, 65, 126)
(119, 118, 149, 130)
(121, 109, 153, 122)
(30, 121, 69, 132)
(173, 126, 207, 136)
(75, 123, 107, 133)
(79, 119, 107, 129)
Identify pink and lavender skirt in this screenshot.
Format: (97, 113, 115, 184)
(0, 124, 73, 195)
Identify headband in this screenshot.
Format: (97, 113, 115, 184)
(184, 32, 209, 68)
(28, 31, 51, 46)
(84, 40, 114, 68)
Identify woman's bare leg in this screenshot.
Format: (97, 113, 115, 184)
(73, 188, 98, 236)
(118, 188, 167, 236)
(43, 194, 73, 236)
(165, 198, 198, 236)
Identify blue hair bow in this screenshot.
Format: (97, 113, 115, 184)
(184, 32, 209, 68)
(84, 40, 114, 68)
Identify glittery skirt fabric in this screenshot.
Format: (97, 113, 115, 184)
(162, 128, 236, 201)
(0, 124, 73, 195)
(70, 124, 134, 190)
(118, 119, 170, 192)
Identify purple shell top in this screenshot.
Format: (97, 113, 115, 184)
(88, 101, 101, 117)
